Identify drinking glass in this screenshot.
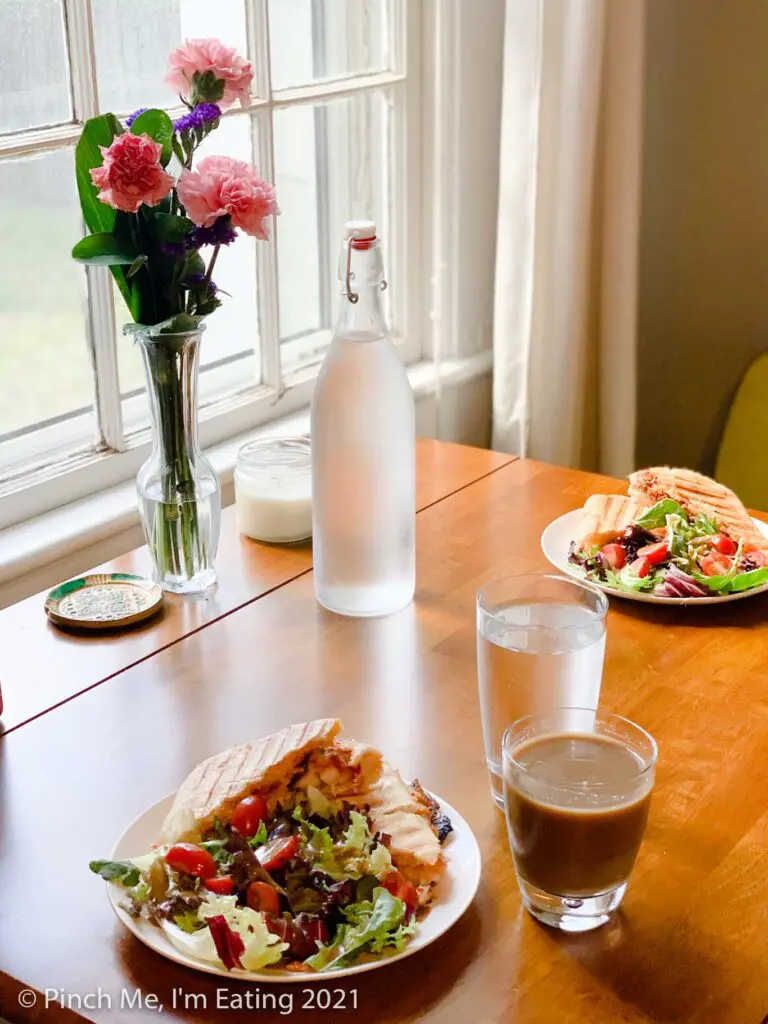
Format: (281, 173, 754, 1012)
(503, 708, 657, 932)
(476, 574, 608, 809)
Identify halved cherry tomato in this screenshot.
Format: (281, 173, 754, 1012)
(630, 556, 652, 578)
(204, 875, 235, 895)
(636, 541, 669, 566)
(382, 870, 419, 913)
(600, 543, 626, 570)
(711, 534, 738, 556)
(231, 793, 268, 838)
(246, 880, 281, 915)
(165, 843, 217, 880)
(256, 834, 300, 872)
(700, 552, 732, 577)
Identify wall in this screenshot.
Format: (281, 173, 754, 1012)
(637, 0, 768, 471)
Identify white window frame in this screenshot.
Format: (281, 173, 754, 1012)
(0, 0, 424, 531)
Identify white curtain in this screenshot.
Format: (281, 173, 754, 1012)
(492, 0, 645, 475)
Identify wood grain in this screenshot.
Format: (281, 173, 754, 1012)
(0, 439, 512, 735)
(2, 458, 767, 1024)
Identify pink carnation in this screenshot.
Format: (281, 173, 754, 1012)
(178, 156, 279, 240)
(166, 38, 253, 111)
(90, 133, 174, 213)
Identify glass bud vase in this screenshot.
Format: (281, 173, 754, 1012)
(135, 326, 221, 593)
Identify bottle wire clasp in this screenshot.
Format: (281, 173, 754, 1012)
(345, 241, 359, 304)
(345, 239, 388, 303)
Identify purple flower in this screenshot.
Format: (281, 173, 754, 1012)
(125, 107, 148, 128)
(191, 216, 237, 248)
(173, 103, 221, 134)
(184, 271, 217, 294)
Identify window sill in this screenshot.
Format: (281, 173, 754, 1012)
(0, 351, 492, 599)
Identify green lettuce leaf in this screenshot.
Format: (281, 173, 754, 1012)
(201, 838, 233, 865)
(604, 566, 656, 593)
(248, 821, 268, 848)
(697, 565, 768, 594)
(173, 909, 204, 933)
(636, 499, 685, 529)
(306, 888, 413, 971)
(89, 859, 141, 887)
(294, 808, 392, 881)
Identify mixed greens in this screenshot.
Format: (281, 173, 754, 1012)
(90, 788, 425, 973)
(570, 499, 768, 598)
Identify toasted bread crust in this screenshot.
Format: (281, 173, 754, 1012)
(578, 494, 649, 549)
(159, 719, 342, 843)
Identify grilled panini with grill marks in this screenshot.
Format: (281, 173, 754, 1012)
(628, 467, 768, 549)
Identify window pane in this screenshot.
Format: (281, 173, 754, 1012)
(0, 0, 71, 133)
(117, 114, 260, 434)
(0, 149, 94, 456)
(92, 0, 248, 115)
(274, 90, 392, 367)
(269, 0, 389, 91)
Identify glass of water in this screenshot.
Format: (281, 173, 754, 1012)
(476, 574, 608, 809)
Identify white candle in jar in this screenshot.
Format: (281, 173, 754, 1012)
(234, 438, 312, 543)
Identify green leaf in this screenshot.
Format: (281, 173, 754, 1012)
(636, 499, 686, 530)
(75, 113, 123, 235)
(306, 888, 410, 971)
(172, 134, 186, 167)
(149, 213, 195, 244)
(173, 910, 204, 933)
(696, 564, 768, 594)
(693, 512, 719, 536)
(89, 859, 141, 887)
(201, 838, 234, 865)
(729, 566, 768, 592)
(123, 312, 205, 337)
(248, 822, 268, 848)
(75, 113, 132, 307)
(72, 232, 137, 266)
(126, 254, 149, 279)
(182, 250, 206, 281)
(604, 566, 656, 593)
(130, 108, 174, 165)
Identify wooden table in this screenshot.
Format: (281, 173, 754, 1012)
(2, 457, 768, 1024)
(0, 439, 513, 735)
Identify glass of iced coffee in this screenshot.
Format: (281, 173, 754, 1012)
(503, 707, 657, 932)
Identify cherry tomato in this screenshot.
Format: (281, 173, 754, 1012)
(600, 543, 626, 570)
(636, 541, 669, 566)
(256, 834, 300, 872)
(630, 556, 652, 579)
(231, 793, 268, 838)
(382, 870, 419, 913)
(700, 552, 732, 577)
(711, 534, 737, 556)
(246, 880, 281, 915)
(204, 875, 235, 895)
(165, 843, 217, 880)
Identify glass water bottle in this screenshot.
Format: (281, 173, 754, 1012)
(311, 220, 416, 616)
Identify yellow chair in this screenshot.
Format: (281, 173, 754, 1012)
(715, 353, 768, 510)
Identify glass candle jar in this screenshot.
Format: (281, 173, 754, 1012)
(234, 437, 312, 543)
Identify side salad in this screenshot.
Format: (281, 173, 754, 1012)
(91, 788, 425, 973)
(569, 498, 768, 598)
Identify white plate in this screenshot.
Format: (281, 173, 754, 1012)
(107, 791, 481, 983)
(541, 508, 768, 605)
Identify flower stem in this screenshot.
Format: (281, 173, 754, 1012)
(202, 244, 220, 294)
